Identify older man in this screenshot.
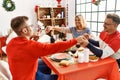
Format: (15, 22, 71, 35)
(80, 13, 120, 67)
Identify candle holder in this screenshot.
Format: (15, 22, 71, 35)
(56, 0, 61, 7)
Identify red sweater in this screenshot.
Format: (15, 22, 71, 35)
(99, 31, 120, 59)
(6, 37, 77, 80)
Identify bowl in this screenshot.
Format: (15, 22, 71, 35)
(89, 55, 99, 62)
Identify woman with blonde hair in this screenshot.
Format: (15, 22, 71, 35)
(46, 14, 91, 38)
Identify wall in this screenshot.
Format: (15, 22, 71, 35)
(0, 0, 75, 36)
(66, 0, 75, 27)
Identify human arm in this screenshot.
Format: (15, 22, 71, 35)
(88, 39, 99, 47)
(79, 35, 120, 59)
(53, 26, 71, 33)
(79, 36, 102, 57)
(31, 39, 76, 57)
(87, 43, 102, 57)
(29, 35, 84, 57)
(83, 33, 99, 47)
(45, 26, 71, 34)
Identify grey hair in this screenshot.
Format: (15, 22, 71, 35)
(106, 13, 120, 24)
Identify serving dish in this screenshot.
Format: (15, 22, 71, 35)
(89, 55, 99, 62)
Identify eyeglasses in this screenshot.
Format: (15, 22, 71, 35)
(104, 22, 114, 26)
(26, 24, 42, 32)
(24, 24, 34, 28)
(18, 24, 33, 32)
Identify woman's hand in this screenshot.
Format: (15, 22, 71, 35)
(76, 36, 89, 48)
(83, 33, 90, 40)
(80, 36, 89, 47)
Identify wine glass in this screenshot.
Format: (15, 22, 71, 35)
(76, 43, 80, 48)
(70, 49, 76, 54)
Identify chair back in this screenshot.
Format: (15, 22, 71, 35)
(0, 36, 7, 59)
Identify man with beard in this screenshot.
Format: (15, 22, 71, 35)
(6, 16, 83, 80)
(79, 13, 120, 68)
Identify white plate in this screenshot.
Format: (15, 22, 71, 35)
(50, 53, 72, 62)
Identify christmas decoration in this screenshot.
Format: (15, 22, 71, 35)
(34, 5, 39, 12)
(92, 0, 101, 6)
(56, 0, 61, 7)
(2, 0, 15, 11)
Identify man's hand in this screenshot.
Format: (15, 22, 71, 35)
(76, 36, 89, 48)
(83, 33, 90, 40)
(45, 26, 53, 33)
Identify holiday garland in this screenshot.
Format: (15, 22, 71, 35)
(2, 0, 15, 11)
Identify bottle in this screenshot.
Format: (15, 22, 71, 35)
(78, 50, 84, 63)
(61, 11, 64, 18)
(83, 48, 89, 63)
(50, 36, 55, 43)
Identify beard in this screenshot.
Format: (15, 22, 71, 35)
(103, 26, 107, 31)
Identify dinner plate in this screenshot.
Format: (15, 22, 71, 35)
(50, 53, 72, 62)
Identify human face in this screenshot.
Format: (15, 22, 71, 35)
(21, 21, 34, 37)
(103, 18, 116, 34)
(75, 17, 82, 29)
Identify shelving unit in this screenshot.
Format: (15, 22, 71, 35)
(36, 7, 66, 27)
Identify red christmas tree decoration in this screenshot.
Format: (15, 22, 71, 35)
(56, 0, 61, 7)
(92, 0, 101, 6)
(92, 0, 96, 3)
(34, 5, 39, 12)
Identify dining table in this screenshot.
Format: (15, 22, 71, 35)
(42, 53, 120, 80)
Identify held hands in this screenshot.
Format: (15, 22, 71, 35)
(83, 33, 90, 40)
(45, 26, 52, 33)
(76, 36, 89, 48)
(45, 25, 61, 33)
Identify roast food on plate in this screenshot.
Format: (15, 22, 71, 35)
(50, 53, 72, 62)
(89, 55, 99, 62)
(59, 60, 71, 66)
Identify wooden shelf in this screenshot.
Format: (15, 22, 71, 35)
(36, 7, 66, 27)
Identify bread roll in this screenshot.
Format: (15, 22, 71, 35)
(59, 60, 70, 66)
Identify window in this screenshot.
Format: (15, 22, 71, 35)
(75, 0, 120, 36)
